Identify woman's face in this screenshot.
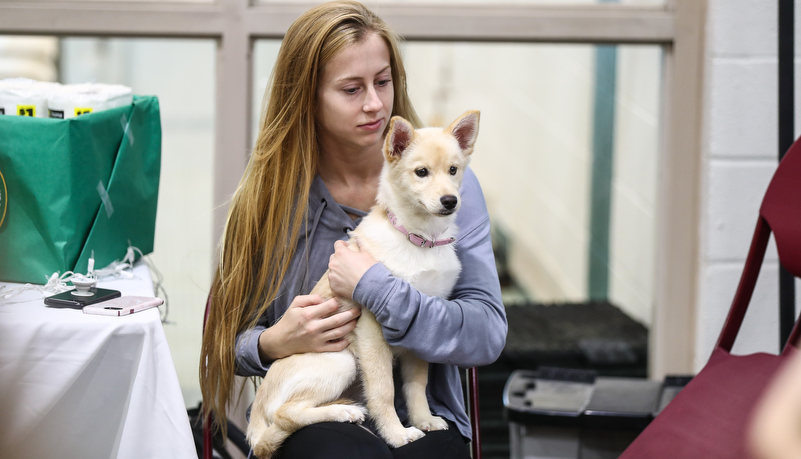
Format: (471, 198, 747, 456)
(316, 32, 395, 155)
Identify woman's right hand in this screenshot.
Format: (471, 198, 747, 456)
(257, 294, 360, 363)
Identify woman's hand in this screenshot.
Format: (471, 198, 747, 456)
(328, 239, 377, 300)
(257, 293, 360, 362)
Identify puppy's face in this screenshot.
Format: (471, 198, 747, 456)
(383, 111, 480, 217)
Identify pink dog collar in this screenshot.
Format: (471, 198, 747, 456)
(386, 210, 456, 248)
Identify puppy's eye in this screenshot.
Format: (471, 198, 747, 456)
(415, 168, 428, 178)
(449, 166, 458, 175)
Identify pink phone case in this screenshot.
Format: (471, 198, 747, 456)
(82, 296, 164, 316)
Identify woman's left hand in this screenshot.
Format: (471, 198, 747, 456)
(328, 238, 377, 300)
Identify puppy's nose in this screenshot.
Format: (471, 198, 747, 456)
(440, 195, 458, 210)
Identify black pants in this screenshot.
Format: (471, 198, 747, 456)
(255, 421, 471, 459)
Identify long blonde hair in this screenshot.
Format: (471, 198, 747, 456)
(200, 0, 421, 436)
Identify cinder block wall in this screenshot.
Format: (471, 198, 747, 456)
(696, 0, 801, 370)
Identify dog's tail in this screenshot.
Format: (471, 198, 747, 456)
(246, 403, 282, 459)
(252, 424, 291, 459)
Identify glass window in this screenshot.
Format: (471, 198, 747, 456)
(20, 0, 213, 3)
(0, 36, 59, 81)
(254, 0, 664, 5)
(60, 37, 216, 407)
(252, 39, 662, 327)
(403, 41, 661, 326)
(252, 39, 282, 146)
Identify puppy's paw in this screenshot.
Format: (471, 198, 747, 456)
(384, 426, 425, 448)
(416, 415, 449, 432)
(330, 404, 367, 424)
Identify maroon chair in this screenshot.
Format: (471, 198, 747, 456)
(619, 137, 801, 458)
(202, 298, 483, 459)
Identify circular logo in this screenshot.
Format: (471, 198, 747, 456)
(0, 169, 6, 229)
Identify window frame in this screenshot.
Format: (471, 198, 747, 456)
(0, 0, 706, 377)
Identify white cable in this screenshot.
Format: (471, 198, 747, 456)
(0, 271, 76, 304)
(0, 246, 170, 324)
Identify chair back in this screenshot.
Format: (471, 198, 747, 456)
(761, 142, 801, 277)
(620, 136, 801, 459)
(716, 141, 801, 353)
(203, 294, 213, 459)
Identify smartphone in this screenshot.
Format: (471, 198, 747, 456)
(82, 296, 164, 316)
(44, 288, 121, 309)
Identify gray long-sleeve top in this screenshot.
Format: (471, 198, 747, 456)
(235, 167, 508, 440)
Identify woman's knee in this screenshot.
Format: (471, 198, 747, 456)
(275, 422, 392, 459)
(390, 422, 470, 459)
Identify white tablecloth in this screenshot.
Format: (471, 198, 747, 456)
(0, 264, 196, 459)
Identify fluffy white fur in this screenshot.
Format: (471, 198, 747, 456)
(246, 110, 480, 458)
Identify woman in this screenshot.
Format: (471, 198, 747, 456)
(199, 1, 507, 457)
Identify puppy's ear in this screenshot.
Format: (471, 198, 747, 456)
(384, 116, 414, 162)
(447, 110, 480, 155)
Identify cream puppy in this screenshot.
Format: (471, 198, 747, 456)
(247, 110, 480, 458)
